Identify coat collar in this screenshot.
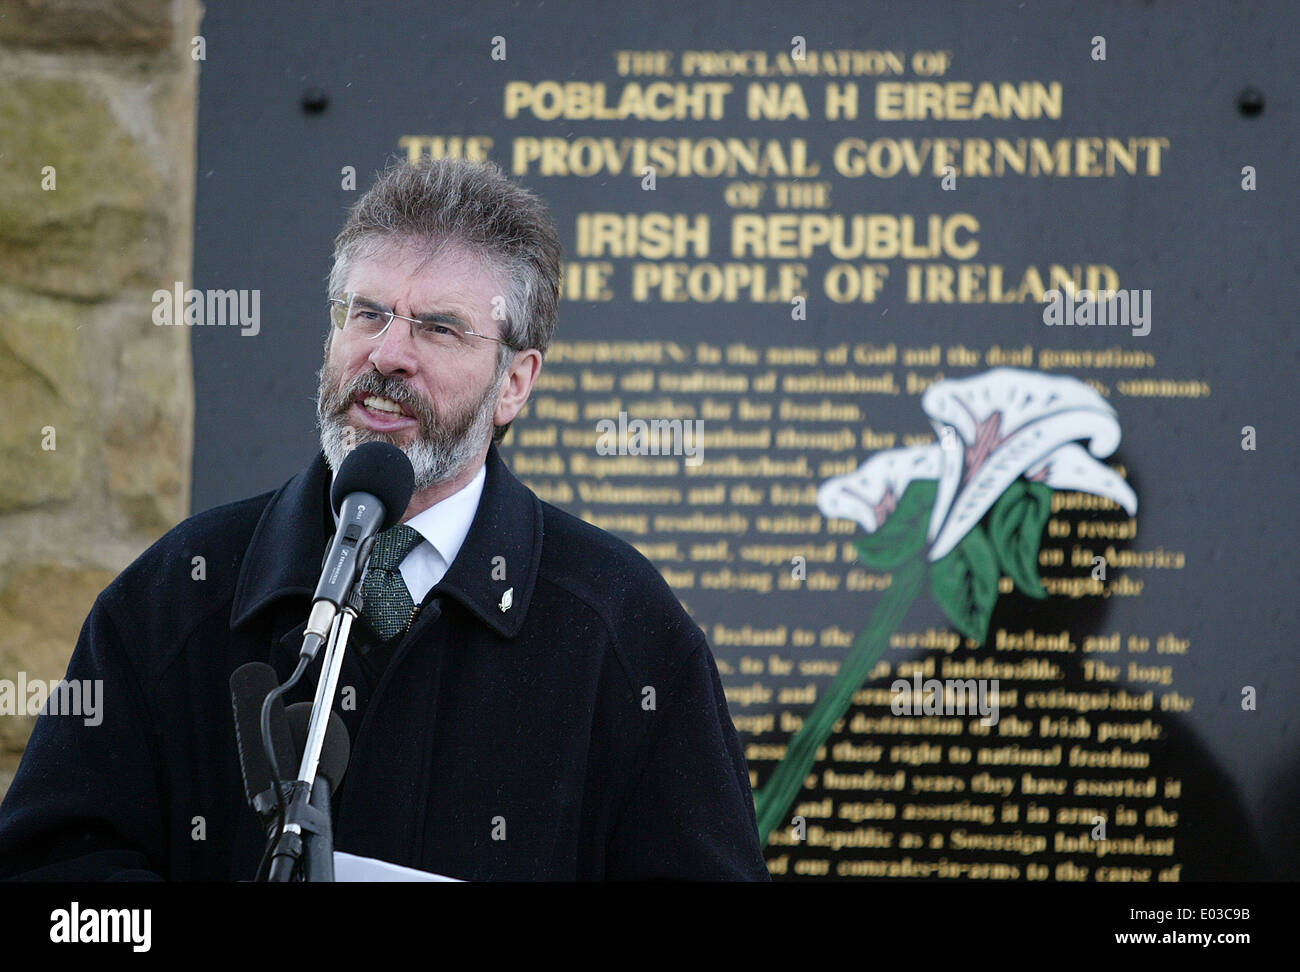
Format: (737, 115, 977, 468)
(230, 443, 541, 639)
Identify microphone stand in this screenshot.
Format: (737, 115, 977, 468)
(266, 585, 363, 882)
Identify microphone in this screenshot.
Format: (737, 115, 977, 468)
(302, 442, 415, 659)
(229, 662, 297, 827)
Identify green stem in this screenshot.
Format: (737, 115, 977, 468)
(754, 556, 926, 848)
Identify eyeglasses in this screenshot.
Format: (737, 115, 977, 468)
(329, 292, 517, 352)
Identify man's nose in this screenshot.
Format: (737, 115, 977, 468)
(367, 317, 420, 376)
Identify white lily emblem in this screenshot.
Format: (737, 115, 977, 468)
(819, 368, 1137, 561)
(757, 368, 1141, 847)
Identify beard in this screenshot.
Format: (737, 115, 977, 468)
(316, 358, 503, 493)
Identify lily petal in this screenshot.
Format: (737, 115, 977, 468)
(928, 422, 966, 543)
(1026, 443, 1137, 516)
(921, 367, 1119, 446)
(817, 445, 943, 533)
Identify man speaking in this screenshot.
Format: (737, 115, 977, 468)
(0, 157, 770, 881)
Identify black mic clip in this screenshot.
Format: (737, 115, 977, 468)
(266, 780, 334, 882)
(252, 785, 282, 820)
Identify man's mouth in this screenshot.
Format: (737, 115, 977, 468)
(347, 391, 420, 431)
(357, 393, 413, 418)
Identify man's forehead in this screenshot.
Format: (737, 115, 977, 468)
(345, 243, 502, 312)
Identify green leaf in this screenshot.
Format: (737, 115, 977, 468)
(987, 480, 1053, 599)
(929, 524, 999, 644)
(851, 479, 938, 570)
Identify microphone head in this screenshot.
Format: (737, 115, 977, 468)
(330, 441, 415, 531)
(285, 702, 352, 794)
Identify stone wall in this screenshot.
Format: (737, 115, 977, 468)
(0, 0, 201, 801)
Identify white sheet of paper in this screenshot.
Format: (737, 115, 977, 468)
(333, 851, 463, 882)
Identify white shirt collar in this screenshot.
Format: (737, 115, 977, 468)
(402, 462, 486, 569)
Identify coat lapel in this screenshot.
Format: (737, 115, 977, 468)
(230, 443, 544, 652)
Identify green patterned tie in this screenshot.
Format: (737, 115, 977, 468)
(360, 524, 425, 641)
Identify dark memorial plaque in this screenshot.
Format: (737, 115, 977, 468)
(193, 0, 1298, 882)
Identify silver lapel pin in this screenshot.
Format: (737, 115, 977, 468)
(499, 587, 514, 613)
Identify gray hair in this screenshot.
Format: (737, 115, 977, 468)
(327, 155, 562, 444)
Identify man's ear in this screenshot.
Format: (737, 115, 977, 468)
(493, 349, 543, 427)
